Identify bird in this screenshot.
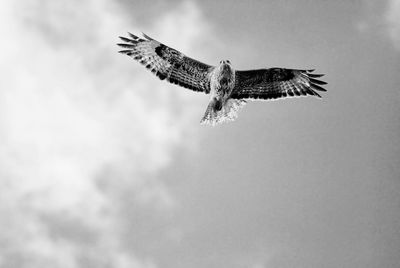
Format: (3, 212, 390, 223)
(117, 33, 327, 126)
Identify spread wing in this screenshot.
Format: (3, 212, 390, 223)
(118, 33, 213, 93)
(231, 68, 327, 100)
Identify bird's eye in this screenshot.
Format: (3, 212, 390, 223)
(227, 60, 230, 64)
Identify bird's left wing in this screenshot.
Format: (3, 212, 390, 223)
(231, 68, 327, 100)
(118, 33, 213, 93)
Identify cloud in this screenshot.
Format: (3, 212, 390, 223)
(0, 0, 217, 267)
(384, 0, 400, 50)
(356, 0, 400, 51)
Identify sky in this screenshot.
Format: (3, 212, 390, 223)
(0, 0, 399, 268)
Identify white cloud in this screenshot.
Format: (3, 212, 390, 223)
(385, 0, 400, 50)
(0, 0, 217, 267)
(356, 0, 400, 51)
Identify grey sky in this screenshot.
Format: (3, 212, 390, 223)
(1, 1, 399, 268)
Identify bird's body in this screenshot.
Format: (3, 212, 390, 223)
(118, 33, 327, 125)
(199, 61, 251, 125)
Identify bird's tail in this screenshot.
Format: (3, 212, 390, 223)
(200, 98, 247, 126)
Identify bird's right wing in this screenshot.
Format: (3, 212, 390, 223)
(231, 68, 327, 100)
(118, 33, 214, 93)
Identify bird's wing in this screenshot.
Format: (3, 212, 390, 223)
(231, 68, 327, 100)
(118, 33, 213, 93)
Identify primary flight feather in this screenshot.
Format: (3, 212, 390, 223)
(117, 32, 327, 126)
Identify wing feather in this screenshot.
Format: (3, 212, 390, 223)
(117, 33, 213, 93)
(231, 68, 327, 100)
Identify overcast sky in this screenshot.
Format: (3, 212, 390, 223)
(0, 0, 399, 268)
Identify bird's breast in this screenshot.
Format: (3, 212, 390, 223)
(211, 66, 235, 97)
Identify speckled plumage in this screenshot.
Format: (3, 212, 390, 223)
(118, 33, 327, 126)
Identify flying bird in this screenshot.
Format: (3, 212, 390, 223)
(117, 33, 327, 126)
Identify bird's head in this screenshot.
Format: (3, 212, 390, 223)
(218, 60, 233, 74)
(219, 59, 231, 67)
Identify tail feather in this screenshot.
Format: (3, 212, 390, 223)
(200, 98, 247, 126)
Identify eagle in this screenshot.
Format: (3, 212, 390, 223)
(117, 33, 327, 126)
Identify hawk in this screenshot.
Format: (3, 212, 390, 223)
(118, 33, 327, 126)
